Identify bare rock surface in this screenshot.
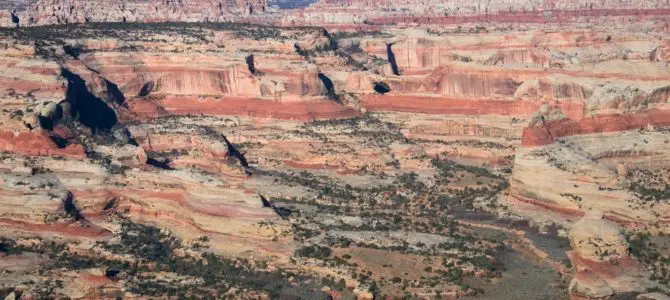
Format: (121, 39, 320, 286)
(0, 3, 669, 298)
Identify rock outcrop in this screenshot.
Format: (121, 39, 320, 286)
(568, 214, 657, 299)
(4, 0, 670, 28)
(3, 0, 267, 27)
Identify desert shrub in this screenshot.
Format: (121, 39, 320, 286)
(295, 245, 332, 259)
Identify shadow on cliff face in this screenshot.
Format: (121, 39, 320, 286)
(62, 44, 82, 59)
(138, 81, 154, 97)
(37, 104, 63, 130)
(104, 79, 126, 106)
(11, 11, 19, 28)
(323, 29, 337, 51)
(61, 68, 117, 132)
(146, 157, 173, 170)
(386, 43, 400, 76)
(317, 72, 338, 102)
(259, 195, 292, 219)
(294, 43, 307, 57)
(221, 133, 251, 175)
(49, 135, 69, 148)
(63, 191, 83, 221)
(245, 54, 262, 76)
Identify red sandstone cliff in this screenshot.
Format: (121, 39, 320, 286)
(1, 8, 670, 299)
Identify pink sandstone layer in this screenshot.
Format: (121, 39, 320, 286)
(521, 109, 670, 147)
(362, 95, 585, 119)
(365, 9, 670, 25)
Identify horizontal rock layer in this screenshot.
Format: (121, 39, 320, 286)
(0, 13, 669, 299)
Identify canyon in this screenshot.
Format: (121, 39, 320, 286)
(0, 0, 669, 299)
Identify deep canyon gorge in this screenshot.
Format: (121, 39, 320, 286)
(0, 0, 670, 299)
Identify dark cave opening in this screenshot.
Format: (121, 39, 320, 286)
(373, 81, 391, 94)
(105, 269, 121, 278)
(11, 12, 19, 28)
(138, 82, 154, 97)
(246, 54, 258, 75)
(317, 72, 338, 101)
(38, 115, 55, 130)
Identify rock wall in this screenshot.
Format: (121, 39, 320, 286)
(3, 0, 670, 27)
(0, 13, 670, 299)
(3, 0, 267, 27)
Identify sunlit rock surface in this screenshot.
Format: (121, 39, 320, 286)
(0, 2, 669, 299)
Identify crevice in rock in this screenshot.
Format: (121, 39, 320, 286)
(61, 67, 118, 132)
(386, 43, 400, 76)
(323, 29, 337, 51)
(245, 54, 261, 76)
(102, 198, 118, 211)
(105, 79, 126, 106)
(63, 191, 83, 221)
(259, 195, 292, 219)
(260, 194, 272, 208)
(138, 81, 154, 97)
(294, 43, 306, 57)
(317, 72, 338, 102)
(11, 11, 19, 28)
(373, 81, 391, 94)
(221, 134, 251, 175)
(146, 156, 173, 170)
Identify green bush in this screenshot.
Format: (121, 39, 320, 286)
(295, 245, 332, 259)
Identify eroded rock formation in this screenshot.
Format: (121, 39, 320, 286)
(0, 4, 669, 299)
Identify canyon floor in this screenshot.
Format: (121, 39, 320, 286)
(0, 17, 669, 300)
